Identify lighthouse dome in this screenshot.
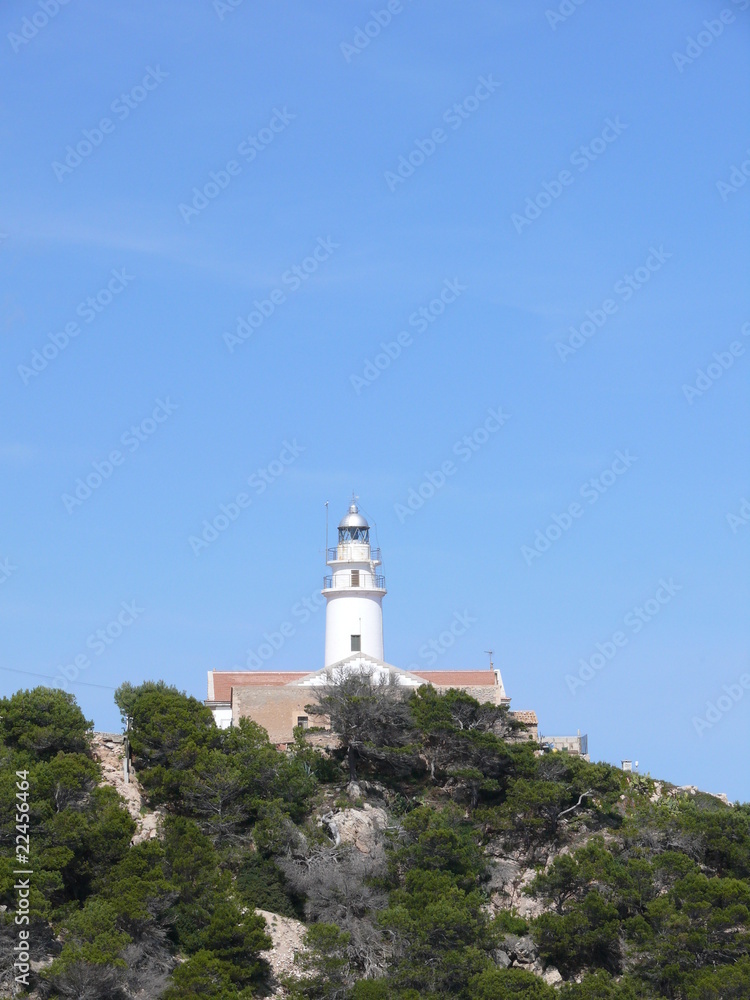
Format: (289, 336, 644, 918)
(338, 503, 369, 530)
(337, 501, 370, 544)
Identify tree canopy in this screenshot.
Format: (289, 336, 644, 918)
(2, 680, 747, 1000)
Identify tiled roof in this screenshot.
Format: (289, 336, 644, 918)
(210, 667, 501, 702)
(211, 671, 310, 701)
(412, 670, 498, 686)
(510, 710, 538, 724)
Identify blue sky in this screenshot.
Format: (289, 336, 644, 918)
(1, 0, 748, 800)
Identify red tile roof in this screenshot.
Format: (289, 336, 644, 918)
(412, 670, 497, 686)
(210, 668, 499, 702)
(211, 671, 309, 701)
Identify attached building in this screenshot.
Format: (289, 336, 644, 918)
(207, 653, 522, 746)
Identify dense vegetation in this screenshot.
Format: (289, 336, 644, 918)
(1, 679, 748, 999)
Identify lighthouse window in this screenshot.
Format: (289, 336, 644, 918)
(339, 527, 369, 543)
(351, 570, 360, 587)
(351, 634, 361, 652)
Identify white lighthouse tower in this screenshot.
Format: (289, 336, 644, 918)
(323, 500, 386, 667)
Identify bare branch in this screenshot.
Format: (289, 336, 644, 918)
(558, 789, 594, 820)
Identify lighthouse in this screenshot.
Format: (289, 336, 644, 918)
(323, 500, 386, 667)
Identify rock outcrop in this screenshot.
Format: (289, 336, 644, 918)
(487, 851, 547, 920)
(320, 804, 388, 854)
(493, 933, 562, 985)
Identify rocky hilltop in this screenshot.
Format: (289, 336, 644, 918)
(1, 682, 748, 1000)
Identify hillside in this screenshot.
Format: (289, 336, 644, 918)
(1, 681, 749, 1000)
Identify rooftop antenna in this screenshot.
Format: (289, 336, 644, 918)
(325, 500, 329, 557)
(484, 649, 494, 670)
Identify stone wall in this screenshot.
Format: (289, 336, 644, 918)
(431, 683, 507, 706)
(232, 685, 325, 744)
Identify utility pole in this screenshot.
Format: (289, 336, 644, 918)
(123, 715, 132, 785)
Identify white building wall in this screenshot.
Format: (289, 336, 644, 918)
(211, 705, 233, 729)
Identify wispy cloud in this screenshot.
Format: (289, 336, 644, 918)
(7, 210, 340, 292)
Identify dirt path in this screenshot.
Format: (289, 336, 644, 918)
(90, 732, 162, 844)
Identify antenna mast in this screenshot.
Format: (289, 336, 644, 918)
(325, 501, 329, 557)
(484, 649, 494, 670)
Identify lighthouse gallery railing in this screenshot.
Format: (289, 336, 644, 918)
(327, 547, 381, 563)
(323, 573, 386, 590)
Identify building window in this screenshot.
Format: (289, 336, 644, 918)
(351, 634, 361, 652)
(351, 569, 360, 587)
(297, 715, 309, 730)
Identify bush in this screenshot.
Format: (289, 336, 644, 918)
(469, 967, 556, 999)
(533, 891, 622, 976)
(235, 853, 299, 918)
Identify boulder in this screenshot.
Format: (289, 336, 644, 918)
(321, 805, 388, 854)
(543, 966, 563, 985)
